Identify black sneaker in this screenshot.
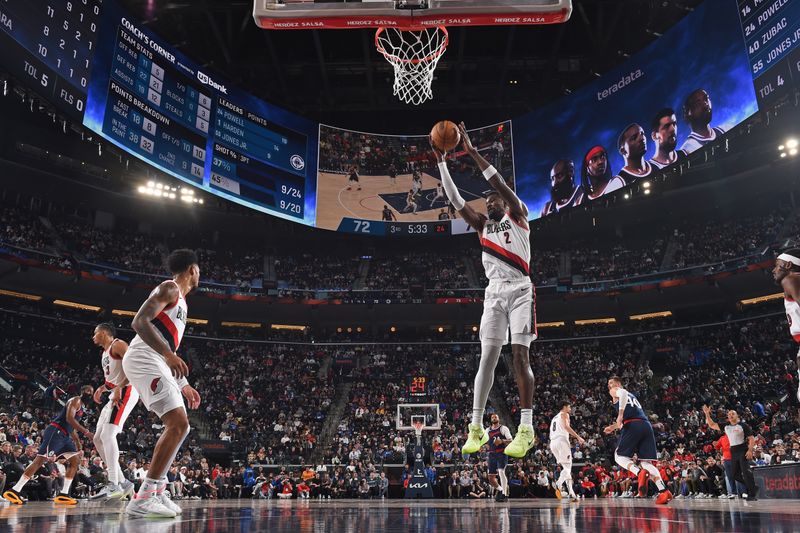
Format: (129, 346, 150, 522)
(495, 492, 508, 502)
(3, 488, 25, 505)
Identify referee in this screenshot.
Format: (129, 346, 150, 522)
(703, 405, 758, 500)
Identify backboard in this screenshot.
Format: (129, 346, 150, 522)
(254, 0, 572, 30)
(397, 403, 441, 431)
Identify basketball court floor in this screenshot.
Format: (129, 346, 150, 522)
(0, 498, 794, 532)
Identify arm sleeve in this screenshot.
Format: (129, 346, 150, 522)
(437, 162, 466, 211)
(616, 389, 628, 414)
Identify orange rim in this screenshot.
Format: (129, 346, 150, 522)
(375, 26, 449, 65)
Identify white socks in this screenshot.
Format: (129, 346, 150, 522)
(62, 477, 74, 495)
(520, 409, 533, 427)
(557, 466, 576, 497)
(471, 343, 502, 427)
(137, 477, 159, 500)
(13, 474, 30, 492)
(497, 468, 509, 496)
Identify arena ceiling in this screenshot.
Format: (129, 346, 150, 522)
(118, 0, 703, 130)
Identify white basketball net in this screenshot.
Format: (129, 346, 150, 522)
(375, 26, 449, 106)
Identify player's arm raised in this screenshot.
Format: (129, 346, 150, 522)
(430, 136, 486, 232)
(702, 405, 721, 432)
(131, 281, 189, 379)
(457, 122, 528, 222)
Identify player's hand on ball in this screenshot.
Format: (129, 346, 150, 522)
(457, 122, 476, 154)
(166, 352, 189, 379)
(182, 385, 201, 409)
(429, 135, 446, 162)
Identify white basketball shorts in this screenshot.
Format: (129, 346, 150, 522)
(96, 384, 139, 428)
(550, 438, 572, 464)
(122, 345, 185, 418)
(480, 278, 537, 347)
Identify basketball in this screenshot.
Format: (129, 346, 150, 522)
(430, 120, 461, 152)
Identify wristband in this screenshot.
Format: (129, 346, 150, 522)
(482, 165, 497, 180)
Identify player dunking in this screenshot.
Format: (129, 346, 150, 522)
(603, 376, 673, 504)
(772, 248, 800, 401)
(549, 401, 585, 502)
(91, 323, 137, 500)
(433, 122, 536, 459)
(485, 413, 512, 502)
(123, 249, 202, 518)
(3, 386, 95, 506)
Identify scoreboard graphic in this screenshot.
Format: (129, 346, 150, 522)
(737, 0, 800, 107)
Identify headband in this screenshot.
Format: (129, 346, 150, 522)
(778, 253, 800, 267)
(585, 146, 606, 165)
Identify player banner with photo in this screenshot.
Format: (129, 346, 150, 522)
(315, 121, 514, 231)
(512, 0, 758, 220)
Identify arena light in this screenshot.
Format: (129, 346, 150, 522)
(623, 193, 630, 200)
(111, 309, 136, 317)
(537, 321, 565, 328)
(787, 139, 798, 149)
(471, 325, 478, 332)
(0, 289, 42, 301)
(574, 317, 616, 325)
(390, 326, 397, 333)
(221, 321, 261, 328)
(437, 326, 444, 333)
(187, 318, 208, 325)
(740, 292, 783, 305)
(271, 324, 307, 331)
(53, 299, 101, 312)
(642, 181, 651, 189)
(644, 189, 651, 195)
(629, 311, 672, 321)
(779, 139, 798, 158)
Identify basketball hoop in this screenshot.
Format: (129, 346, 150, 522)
(411, 419, 425, 435)
(375, 26, 448, 106)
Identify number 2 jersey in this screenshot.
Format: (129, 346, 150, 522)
(479, 210, 530, 280)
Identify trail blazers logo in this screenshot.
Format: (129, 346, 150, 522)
(150, 377, 163, 394)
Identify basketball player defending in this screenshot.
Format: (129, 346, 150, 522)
(485, 413, 512, 502)
(123, 249, 202, 518)
(91, 322, 137, 500)
(549, 402, 585, 502)
(773, 248, 800, 401)
(432, 122, 536, 459)
(3, 386, 94, 505)
(603, 376, 673, 504)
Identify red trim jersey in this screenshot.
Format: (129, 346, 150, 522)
(785, 296, 800, 342)
(479, 211, 530, 280)
(129, 280, 188, 353)
(101, 338, 126, 389)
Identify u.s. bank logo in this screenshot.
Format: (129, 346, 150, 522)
(290, 155, 305, 170)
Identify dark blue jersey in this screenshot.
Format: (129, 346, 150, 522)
(612, 389, 647, 422)
(51, 397, 84, 434)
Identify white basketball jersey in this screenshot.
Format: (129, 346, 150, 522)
(129, 280, 188, 353)
(549, 412, 569, 441)
(479, 211, 530, 280)
(785, 296, 800, 342)
(101, 339, 127, 388)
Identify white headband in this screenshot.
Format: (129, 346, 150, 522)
(778, 253, 800, 267)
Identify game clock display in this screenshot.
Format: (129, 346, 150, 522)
(407, 376, 428, 397)
(337, 218, 452, 237)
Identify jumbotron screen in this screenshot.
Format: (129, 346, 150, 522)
(0, 0, 777, 235)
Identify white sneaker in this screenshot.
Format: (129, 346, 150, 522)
(90, 484, 118, 500)
(125, 496, 177, 518)
(158, 492, 182, 515)
(110, 480, 135, 501)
